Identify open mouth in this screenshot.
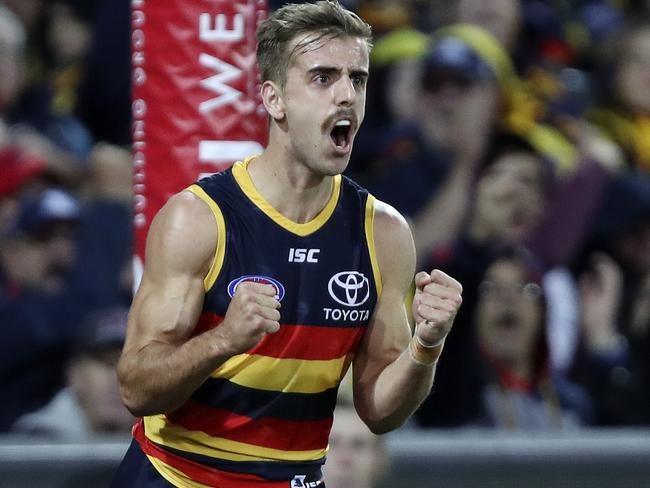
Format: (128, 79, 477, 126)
(330, 119, 353, 153)
(496, 311, 520, 330)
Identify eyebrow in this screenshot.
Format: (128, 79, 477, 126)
(306, 66, 369, 78)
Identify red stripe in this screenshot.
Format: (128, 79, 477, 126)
(134, 419, 288, 488)
(192, 312, 224, 337)
(193, 313, 366, 360)
(250, 323, 365, 360)
(166, 400, 332, 452)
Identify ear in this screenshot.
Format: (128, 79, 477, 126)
(261, 80, 286, 121)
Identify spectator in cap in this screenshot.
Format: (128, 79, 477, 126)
(1, 188, 81, 294)
(0, 188, 83, 429)
(0, 146, 134, 431)
(360, 24, 508, 251)
(12, 306, 133, 438)
(386, 24, 519, 267)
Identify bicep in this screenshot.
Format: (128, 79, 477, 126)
(122, 192, 217, 354)
(353, 201, 416, 382)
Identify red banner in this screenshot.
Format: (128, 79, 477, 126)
(131, 0, 268, 281)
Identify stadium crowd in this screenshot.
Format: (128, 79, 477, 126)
(0, 0, 648, 457)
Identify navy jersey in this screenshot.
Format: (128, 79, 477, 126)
(136, 157, 381, 487)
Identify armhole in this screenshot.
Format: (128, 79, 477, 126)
(364, 194, 382, 296)
(185, 185, 226, 292)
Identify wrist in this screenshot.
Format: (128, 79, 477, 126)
(409, 336, 445, 367)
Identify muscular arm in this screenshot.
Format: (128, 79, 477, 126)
(353, 200, 462, 434)
(117, 192, 280, 417)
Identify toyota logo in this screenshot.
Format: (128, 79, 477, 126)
(328, 271, 370, 307)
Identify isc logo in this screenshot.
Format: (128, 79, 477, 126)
(288, 248, 320, 263)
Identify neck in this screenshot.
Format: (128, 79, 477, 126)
(485, 350, 534, 389)
(247, 137, 335, 224)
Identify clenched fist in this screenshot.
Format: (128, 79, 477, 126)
(412, 269, 463, 352)
(215, 282, 281, 355)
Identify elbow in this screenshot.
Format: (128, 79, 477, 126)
(119, 387, 149, 418)
(364, 417, 405, 435)
(117, 364, 152, 417)
(357, 406, 406, 435)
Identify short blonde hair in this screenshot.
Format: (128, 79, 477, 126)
(257, 1, 372, 85)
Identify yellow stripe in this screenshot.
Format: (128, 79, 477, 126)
(144, 415, 326, 462)
(212, 353, 348, 393)
(147, 456, 213, 488)
(232, 157, 341, 236)
(184, 185, 227, 291)
(365, 194, 382, 296)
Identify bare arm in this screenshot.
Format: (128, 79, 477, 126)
(117, 191, 281, 417)
(353, 200, 462, 434)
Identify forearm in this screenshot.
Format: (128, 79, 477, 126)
(118, 329, 232, 416)
(356, 341, 441, 434)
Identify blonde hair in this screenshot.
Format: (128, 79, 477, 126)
(257, 1, 372, 85)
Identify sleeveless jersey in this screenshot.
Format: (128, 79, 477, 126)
(134, 158, 382, 487)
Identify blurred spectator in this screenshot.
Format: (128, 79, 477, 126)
(1, 188, 80, 295)
(0, 3, 83, 186)
(7, 0, 95, 162)
(415, 130, 553, 427)
(590, 20, 650, 172)
(0, 145, 133, 431)
(471, 249, 592, 430)
(11, 306, 133, 438)
(0, 4, 27, 115)
(455, 0, 522, 53)
(572, 174, 650, 425)
(324, 393, 389, 488)
(357, 24, 509, 262)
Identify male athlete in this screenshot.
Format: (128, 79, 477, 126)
(113, 2, 462, 487)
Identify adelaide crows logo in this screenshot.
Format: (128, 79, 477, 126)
(227, 275, 286, 301)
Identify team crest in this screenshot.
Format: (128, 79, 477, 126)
(227, 275, 286, 301)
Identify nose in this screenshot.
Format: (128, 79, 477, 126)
(334, 76, 355, 106)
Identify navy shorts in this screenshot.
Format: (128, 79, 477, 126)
(111, 440, 175, 487)
(111, 440, 326, 487)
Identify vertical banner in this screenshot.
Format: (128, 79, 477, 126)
(131, 0, 269, 280)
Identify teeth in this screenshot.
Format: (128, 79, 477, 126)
(335, 120, 351, 127)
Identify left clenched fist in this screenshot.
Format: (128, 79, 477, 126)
(412, 269, 463, 347)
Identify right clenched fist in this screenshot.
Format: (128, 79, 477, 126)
(215, 281, 281, 355)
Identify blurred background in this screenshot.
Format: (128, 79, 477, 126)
(1, 0, 649, 487)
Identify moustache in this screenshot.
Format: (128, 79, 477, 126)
(322, 110, 357, 133)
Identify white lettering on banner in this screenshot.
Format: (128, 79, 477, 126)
(199, 13, 244, 42)
(198, 54, 243, 113)
(132, 29, 145, 50)
(131, 0, 147, 230)
(199, 141, 264, 164)
(323, 308, 370, 322)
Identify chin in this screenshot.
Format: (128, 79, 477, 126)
(319, 153, 351, 176)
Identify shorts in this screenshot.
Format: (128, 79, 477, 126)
(111, 440, 326, 488)
(112, 440, 175, 487)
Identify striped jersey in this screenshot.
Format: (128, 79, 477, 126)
(134, 158, 381, 487)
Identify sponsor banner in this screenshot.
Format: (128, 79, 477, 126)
(131, 0, 269, 278)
